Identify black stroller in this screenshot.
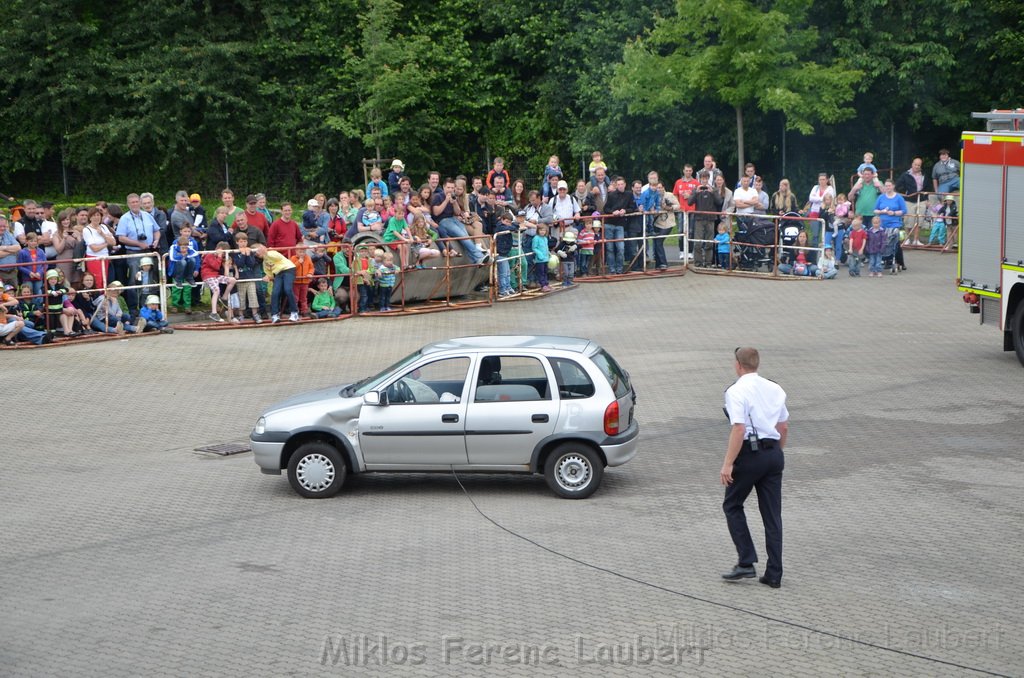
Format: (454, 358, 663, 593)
(777, 212, 804, 268)
(735, 215, 776, 271)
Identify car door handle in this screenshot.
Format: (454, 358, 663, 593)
(532, 414, 549, 423)
(442, 414, 460, 423)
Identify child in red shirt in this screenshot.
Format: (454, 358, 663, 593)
(201, 241, 237, 322)
(847, 216, 867, 277)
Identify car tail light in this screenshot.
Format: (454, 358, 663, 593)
(604, 401, 620, 436)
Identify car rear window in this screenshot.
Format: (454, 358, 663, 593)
(549, 358, 595, 399)
(590, 349, 631, 399)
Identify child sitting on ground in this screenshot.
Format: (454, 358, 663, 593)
(310, 276, 341, 318)
(818, 246, 837, 279)
(139, 295, 174, 333)
(714, 223, 732, 269)
(62, 288, 92, 334)
(200, 241, 237, 323)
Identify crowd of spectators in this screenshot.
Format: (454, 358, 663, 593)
(0, 148, 959, 346)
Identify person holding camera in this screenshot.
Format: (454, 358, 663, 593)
(688, 171, 724, 268)
(720, 347, 788, 589)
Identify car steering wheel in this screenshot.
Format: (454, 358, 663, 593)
(392, 379, 415, 403)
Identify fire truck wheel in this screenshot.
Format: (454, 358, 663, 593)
(1013, 302, 1024, 367)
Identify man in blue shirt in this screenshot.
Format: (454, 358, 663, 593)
(116, 193, 161, 317)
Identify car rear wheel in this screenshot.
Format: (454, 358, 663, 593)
(287, 441, 346, 498)
(544, 443, 603, 499)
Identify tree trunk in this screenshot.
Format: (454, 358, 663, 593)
(735, 105, 745, 180)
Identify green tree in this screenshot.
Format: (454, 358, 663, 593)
(612, 0, 862, 175)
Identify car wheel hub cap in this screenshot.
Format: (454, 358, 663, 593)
(556, 454, 590, 490)
(297, 454, 335, 491)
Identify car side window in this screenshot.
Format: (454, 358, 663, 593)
(548, 358, 596, 399)
(386, 357, 469, 404)
(474, 355, 551, 402)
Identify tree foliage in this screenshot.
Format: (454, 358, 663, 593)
(612, 0, 862, 171)
(0, 0, 1019, 198)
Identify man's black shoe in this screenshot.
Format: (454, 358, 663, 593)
(758, 576, 781, 589)
(721, 565, 756, 581)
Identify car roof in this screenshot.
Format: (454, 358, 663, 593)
(422, 335, 595, 355)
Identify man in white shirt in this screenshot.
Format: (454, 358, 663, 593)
(720, 347, 789, 589)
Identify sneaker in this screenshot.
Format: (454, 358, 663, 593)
(115, 321, 125, 335)
(289, 312, 299, 322)
(135, 318, 147, 334)
(254, 315, 263, 324)
(160, 327, 174, 334)
(230, 317, 240, 324)
(209, 312, 223, 322)
(172, 281, 182, 289)
(540, 285, 552, 292)
(678, 252, 685, 260)
(913, 240, 923, 246)
(271, 314, 280, 323)
(184, 308, 193, 316)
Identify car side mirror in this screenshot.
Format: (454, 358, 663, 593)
(363, 391, 387, 406)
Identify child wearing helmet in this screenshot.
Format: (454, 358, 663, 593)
(139, 295, 173, 333)
(554, 228, 579, 287)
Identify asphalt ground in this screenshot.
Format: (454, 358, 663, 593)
(2, 250, 1021, 677)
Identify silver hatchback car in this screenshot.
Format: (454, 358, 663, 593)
(250, 336, 639, 499)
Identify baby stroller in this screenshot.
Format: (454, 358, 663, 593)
(735, 216, 776, 271)
(778, 212, 804, 263)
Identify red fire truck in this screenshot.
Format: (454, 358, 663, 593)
(959, 111, 1024, 366)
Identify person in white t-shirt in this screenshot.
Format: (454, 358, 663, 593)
(732, 176, 759, 215)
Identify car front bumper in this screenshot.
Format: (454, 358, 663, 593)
(600, 420, 640, 467)
(250, 435, 286, 474)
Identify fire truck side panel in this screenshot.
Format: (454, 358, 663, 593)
(958, 156, 1003, 293)
(1004, 166, 1024, 266)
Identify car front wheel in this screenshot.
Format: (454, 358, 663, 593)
(287, 441, 347, 498)
(544, 444, 604, 499)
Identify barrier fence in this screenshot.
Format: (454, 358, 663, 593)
(1, 204, 907, 347)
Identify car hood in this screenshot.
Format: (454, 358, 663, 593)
(263, 384, 352, 414)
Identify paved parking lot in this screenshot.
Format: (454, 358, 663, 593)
(3, 250, 1021, 677)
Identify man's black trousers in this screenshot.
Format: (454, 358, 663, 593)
(723, 441, 784, 581)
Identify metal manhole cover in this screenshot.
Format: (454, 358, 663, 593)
(195, 442, 252, 456)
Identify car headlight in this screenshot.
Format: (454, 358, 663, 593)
(254, 417, 266, 435)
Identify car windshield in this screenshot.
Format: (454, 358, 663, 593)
(590, 349, 631, 399)
(343, 350, 423, 397)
